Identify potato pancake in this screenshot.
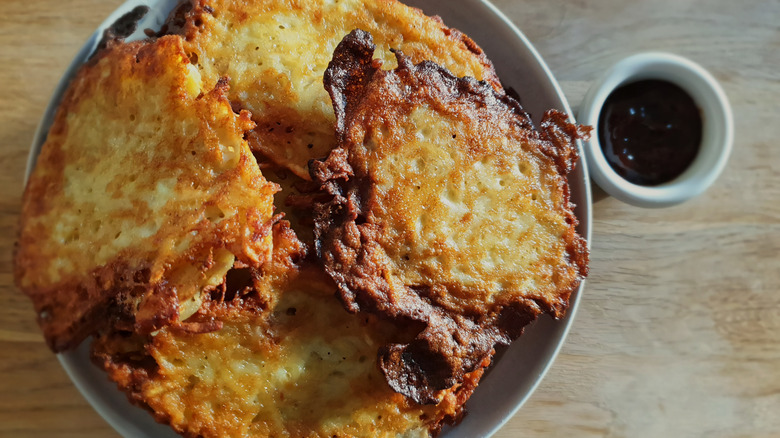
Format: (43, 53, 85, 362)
(15, 35, 278, 351)
(163, 0, 501, 179)
(92, 222, 485, 438)
(17, 0, 590, 434)
(311, 30, 589, 404)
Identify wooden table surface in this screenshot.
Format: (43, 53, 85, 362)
(1, 0, 778, 437)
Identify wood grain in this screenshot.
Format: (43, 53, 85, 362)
(1, 0, 778, 437)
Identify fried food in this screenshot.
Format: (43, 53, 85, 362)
(163, 0, 501, 179)
(15, 35, 278, 351)
(93, 222, 485, 438)
(311, 30, 589, 404)
(18, 0, 590, 434)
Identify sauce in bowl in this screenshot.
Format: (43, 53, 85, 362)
(598, 79, 702, 186)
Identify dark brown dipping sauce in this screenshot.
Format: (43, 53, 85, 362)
(598, 79, 702, 186)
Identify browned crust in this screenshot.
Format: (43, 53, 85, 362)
(159, 0, 503, 181)
(426, 354, 491, 437)
(435, 20, 502, 91)
(90, 221, 306, 437)
(90, 222, 478, 437)
(92, 5, 150, 58)
(90, 298, 269, 438)
(312, 30, 589, 404)
(160, 0, 501, 90)
(91, 329, 488, 438)
(14, 36, 277, 351)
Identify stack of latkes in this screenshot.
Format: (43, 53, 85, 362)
(14, 1, 588, 437)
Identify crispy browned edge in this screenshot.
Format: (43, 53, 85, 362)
(13, 34, 276, 352)
(88, 221, 302, 435)
(12, 5, 154, 353)
(159, 0, 501, 88)
(311, 30, 589, 404)
(91, 336, 487, 438)
(90, 222, 484, 437)
(158, 0, 503, 174)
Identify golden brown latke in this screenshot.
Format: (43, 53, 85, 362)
(161, 0, 501, 179)
(14, 35, 278, 351)
(92, 222, 486, 438)
(311, 30, 589, 404)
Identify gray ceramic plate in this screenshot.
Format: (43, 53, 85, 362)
(27, 1, 592, 436)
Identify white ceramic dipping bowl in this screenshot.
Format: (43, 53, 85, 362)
(578, 52, 733, 208)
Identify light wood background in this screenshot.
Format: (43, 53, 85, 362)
(1, 0, 778, 437)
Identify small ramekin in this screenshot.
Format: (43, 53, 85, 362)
(578, 52, 733, 208)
